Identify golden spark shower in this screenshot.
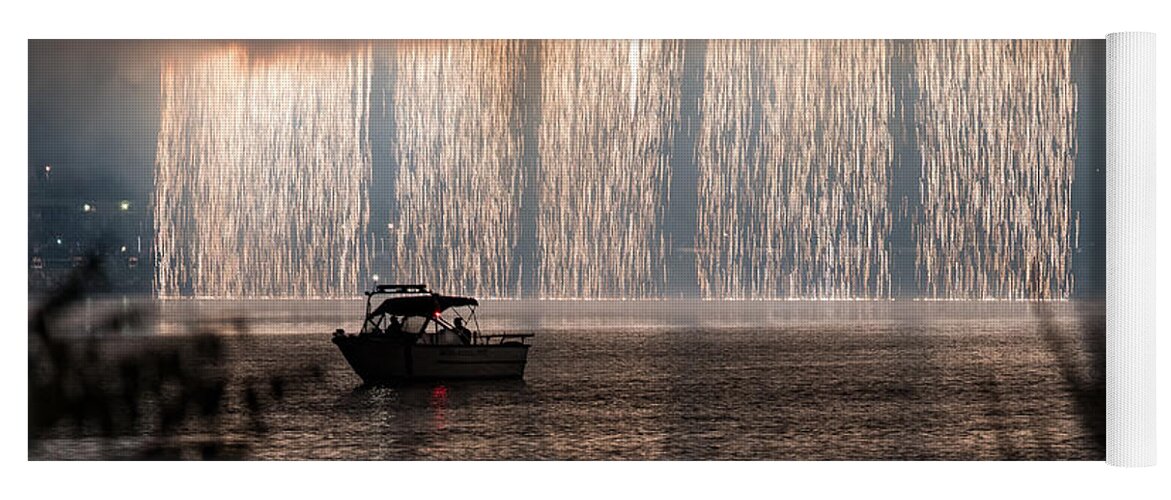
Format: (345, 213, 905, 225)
(534, 40, 682, 298)
(154, 43, 372, 297)
(152, 40, 1081, 300)
(694, 40, 895, 299)
(913, 40, 1077, 300)
(387, 40, 526, 298)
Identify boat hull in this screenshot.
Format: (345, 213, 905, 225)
(332, 335, 529, 383)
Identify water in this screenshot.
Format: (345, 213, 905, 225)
(30, 300, 1105, 460)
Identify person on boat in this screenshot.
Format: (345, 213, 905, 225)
(453, 318, 473, 345)
(387, 316, 403, 335)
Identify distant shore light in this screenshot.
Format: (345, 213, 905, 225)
(82, 203, 92, 213)
(119, 200, 130, 211)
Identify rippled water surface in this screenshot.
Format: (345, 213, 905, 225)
(30, 300, 1105, 460)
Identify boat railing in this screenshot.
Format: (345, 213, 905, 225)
(477, 333, 535, 346)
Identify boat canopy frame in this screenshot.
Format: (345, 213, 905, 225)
(359, 284, 530, 345)
(361, 284, 481, 338)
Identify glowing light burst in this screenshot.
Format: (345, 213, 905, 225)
(154, 44, 372, 298)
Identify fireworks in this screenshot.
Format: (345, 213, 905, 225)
(153, 40, 1079, 300)
(534, 40, 682, 298)
(694, 40, 895, 299)
(388, 40, 526, 298)
(913, 40, 1077, 299)
(154, 43, 372, 298)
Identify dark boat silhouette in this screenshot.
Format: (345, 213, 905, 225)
(332, 284, 531, 383)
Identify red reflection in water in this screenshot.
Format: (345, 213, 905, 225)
(430, 385, 448, 431)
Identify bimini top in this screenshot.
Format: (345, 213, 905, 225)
(368, 293, 479, 319)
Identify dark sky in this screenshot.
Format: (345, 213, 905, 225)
(29, 40, 160, 209)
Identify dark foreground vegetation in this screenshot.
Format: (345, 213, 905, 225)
(29, 254, 323, 460)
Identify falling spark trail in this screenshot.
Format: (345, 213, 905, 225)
(629, 40, 641, 117)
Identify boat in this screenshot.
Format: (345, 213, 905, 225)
(332, 284, 532, 383)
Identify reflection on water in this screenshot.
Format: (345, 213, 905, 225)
(30, 300, 1104, 460)
(430, 385, 448, 431)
